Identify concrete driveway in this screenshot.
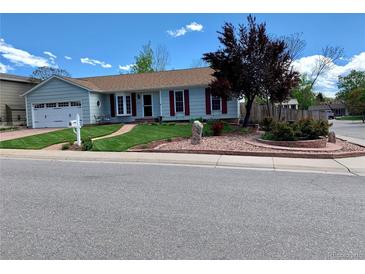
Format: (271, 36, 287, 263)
(0, 128, 61, 141)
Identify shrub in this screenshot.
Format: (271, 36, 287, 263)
(260, 117, 276, 132)
(211, 120, 225, 136)
(61, 143, 70, 150)
(271, 122, 295, 141)
(81, 136, 93, 151)
(297, 118, 330, 139)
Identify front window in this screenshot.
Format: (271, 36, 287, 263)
(116, 94, 132, 116)
(175, 91, 184, 113)
(212, 96, 221, 111)
(117, 96, 124, 115)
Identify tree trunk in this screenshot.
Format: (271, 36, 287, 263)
(242, 98, 254, 127)
(278, 102, 282, 120)
(266, 97, 271, 117)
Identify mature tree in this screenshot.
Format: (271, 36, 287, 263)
(131, 42, 154, 73)
(337, 70, 365, 100)
(315, 92, 325, 103)
(309, 46, 344, 89)
(203, 15, 299, 126)
(30, 66, 71, 81)
(291, 75, 316, 110)
(153, 45, 170, 71)
(345, 87, 365, 118)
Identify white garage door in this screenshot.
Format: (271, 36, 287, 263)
(32, 101, 83, 128)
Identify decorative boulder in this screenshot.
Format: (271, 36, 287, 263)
(191, 121, 203, 145)
(328, 131, 336, 143)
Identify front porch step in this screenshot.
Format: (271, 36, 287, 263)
(134, 118, 157, 123)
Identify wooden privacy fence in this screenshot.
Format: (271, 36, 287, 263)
(240, 103, 328, 123)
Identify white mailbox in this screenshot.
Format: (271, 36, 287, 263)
(69, 114, 82, 146)
(68, 120, 78, 128)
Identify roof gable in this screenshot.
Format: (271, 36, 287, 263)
(21, 76, 92, 96)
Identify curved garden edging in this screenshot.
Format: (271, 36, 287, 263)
(256, 137, 327, 148)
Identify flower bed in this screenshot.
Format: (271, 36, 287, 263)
(256, 136, 327, 148)
(130, 132, 365, 159)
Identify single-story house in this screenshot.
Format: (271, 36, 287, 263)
(308, 103, 348, 117)
(275, 98, 299, 110)
(22, 67, 240, 128)
(0, 73, 39, 126)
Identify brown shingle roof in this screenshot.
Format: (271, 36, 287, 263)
(66, 67, 214, 92)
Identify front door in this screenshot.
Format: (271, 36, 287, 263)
(143, 94, 153, 117)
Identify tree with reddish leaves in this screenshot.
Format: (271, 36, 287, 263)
(203, 15, 299, 126)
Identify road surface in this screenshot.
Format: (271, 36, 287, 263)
(1, 158, 364, 259)
(331, 119, 365, 140)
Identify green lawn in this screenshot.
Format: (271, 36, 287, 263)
(0, 124, 121, 150)
(336, 115, 364, 121)
(93, 123, 192, 151)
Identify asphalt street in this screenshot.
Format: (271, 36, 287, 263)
(1, 158, 364, 259)
(331, 119, 365, 140)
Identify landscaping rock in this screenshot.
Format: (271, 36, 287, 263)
(328, 131, 336, 143)
(191, 121, 203, 145)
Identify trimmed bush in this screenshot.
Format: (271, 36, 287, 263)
(81, 136, 93, 151)
(262, 118, 331, 141)
(61, 143, 70, 150)
(211, 121, 225, 136)
(271, 122, 295, 141)
(260, 117, 276, 132)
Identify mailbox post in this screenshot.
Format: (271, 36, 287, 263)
(69, 114, 82, 146)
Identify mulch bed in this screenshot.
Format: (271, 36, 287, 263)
(129, 132, 365, 159)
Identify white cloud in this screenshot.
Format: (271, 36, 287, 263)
(292, 52, 365, 96)
(64, 56, 72, 60)
(80, 57, 112, 68)
(118, 64, 134, 71)
(167, 22, 203, 37)
(186, 22, 203, 32)
(43, 51, 57, 59)
(0, 38, 52, 67)
(0, 62, 13, 73)
(167, 28, 187, 38)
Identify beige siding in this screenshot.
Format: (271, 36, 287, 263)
(0, 79, 36, 125)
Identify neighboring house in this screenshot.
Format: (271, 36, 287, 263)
(308, 103, 348, 117)
(0, 73, 39, 126)
(22, 68, 240, 128)
(275, 98, 299, 110)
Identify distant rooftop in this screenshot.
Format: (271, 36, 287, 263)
(0, 73, 39, 84)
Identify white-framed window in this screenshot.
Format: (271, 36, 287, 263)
(58, 102, 69, 107)
(46, 103, 56, 108)
(71, 101, 81, 107)
(211, 96, 221, 111)
(116, 94, 132, 116)
(34, 103, 44, 109)
(174, 90, 184, 113)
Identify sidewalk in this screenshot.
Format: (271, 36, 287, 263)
(1, 149, 364, 176)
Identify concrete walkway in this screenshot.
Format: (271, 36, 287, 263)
(1, 149, 364, 176)
(0, 128, 61, 141)
(43, 124, 136, 150)
(92, 124, 136, 141)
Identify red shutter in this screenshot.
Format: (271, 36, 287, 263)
(184, 89, 190, 116)
(131, 93, 137, 116)
(222, 96, 227, 114)
(169, 90, 175, 116)
(205, 88, 211, 115)
(110, 94, 115, 117)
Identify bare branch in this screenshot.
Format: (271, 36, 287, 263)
(153, 45, 170, 71)
(283, 32, 306, 60)
(310, 45, 344, 89)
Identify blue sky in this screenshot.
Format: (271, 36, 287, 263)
(1, 13, 364, 95)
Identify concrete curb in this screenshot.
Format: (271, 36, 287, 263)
(1, 149, 364, 176)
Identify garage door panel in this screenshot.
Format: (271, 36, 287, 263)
(32, 103, 83, 128)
